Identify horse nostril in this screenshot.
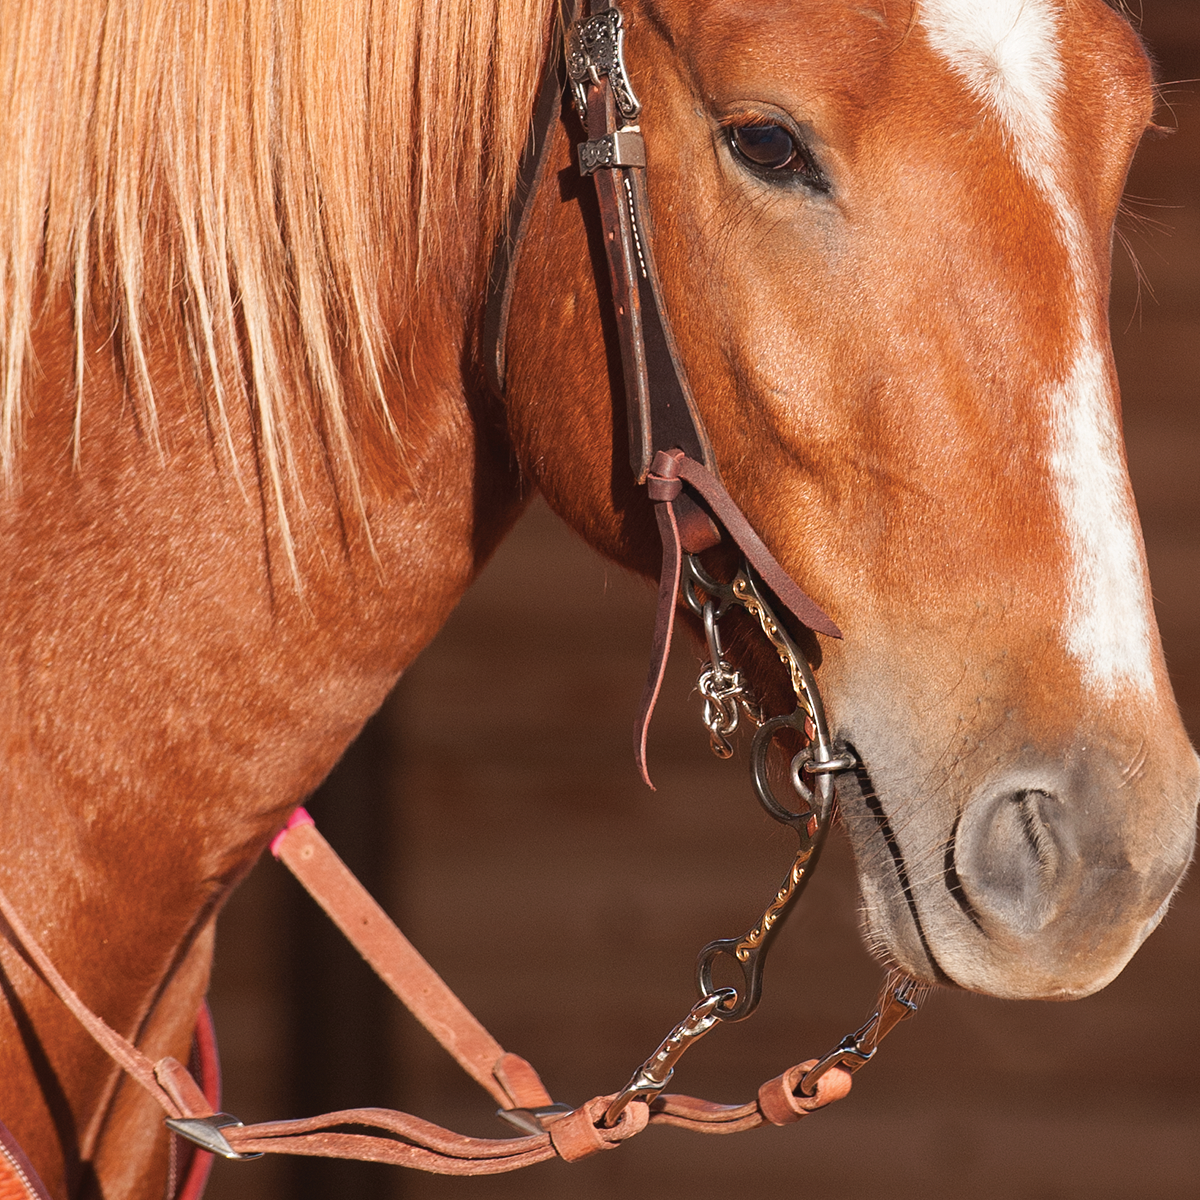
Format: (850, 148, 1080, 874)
(954, 788, 1072, 935)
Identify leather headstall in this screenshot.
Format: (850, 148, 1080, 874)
(482, 0, 842, 787)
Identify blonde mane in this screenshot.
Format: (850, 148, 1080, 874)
(0, 0, 552, 550)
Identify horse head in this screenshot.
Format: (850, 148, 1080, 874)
(503, 0, 1199, 1001)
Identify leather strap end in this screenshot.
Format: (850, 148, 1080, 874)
(757, 1060, 852, 1126)
(549, 1096, 648, 1162)
(155, 1057, 215, 1120)
(674, 493, 721, 553)
(493, 1052, 554, 1111)
(634, 500, 684, 789)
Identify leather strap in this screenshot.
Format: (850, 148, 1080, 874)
(270, 811, 552, 1111)
(0, 815, 854, 1178)
(0, 1124, 50, 1200)
(482, 0, 571, 396)
(634, 448, 841, 786)
(173, 1002, 221, 1200)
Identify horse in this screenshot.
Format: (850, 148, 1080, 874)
(1, 0, 1196, 1196)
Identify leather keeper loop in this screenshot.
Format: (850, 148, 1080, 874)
(647, 475, 682, 502)
(549, 1096, 649, 1162)
(650, 448, 683, 479)
(493, 1052, 554, 1111)
(757, 1060, 853, 1126)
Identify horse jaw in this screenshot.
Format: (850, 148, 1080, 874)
(504, 0, 1200, 1002)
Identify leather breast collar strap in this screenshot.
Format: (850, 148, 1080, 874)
(0, 814, 885, 1175)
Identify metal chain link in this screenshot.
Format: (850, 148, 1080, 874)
(697, 599, 765, 757)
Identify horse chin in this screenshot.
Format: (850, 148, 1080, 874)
(835, 745, 1199, 1003)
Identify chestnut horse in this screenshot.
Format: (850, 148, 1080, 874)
(1, 0, 1196, 1196)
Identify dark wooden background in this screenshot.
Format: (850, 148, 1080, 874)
(205, 6, 1200, 1197)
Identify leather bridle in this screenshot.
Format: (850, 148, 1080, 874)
(0, 1, 923, 1188)
(486, 0, 918, 1089)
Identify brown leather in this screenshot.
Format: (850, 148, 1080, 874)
(635, 497, 683, 787)
(0, 883, 186, 1120)
(173, 1004, 222, 1200)
(0, 1125, 51, 1200)
(548, 1096, 648, 1162)
(155, 1058, 215, 1120)
(224, 1108, 556, 1175)
(492, 1052, 555, 1110)
(668, 450, 841, 638)
(757, 1060, 853, 1126)
(649, 1094, 762, 1135)
(274, 821, 528, 1110)
(634, 447, 843, 785)
(0, 814, 865, 1179)
(482, 0, 568, 395)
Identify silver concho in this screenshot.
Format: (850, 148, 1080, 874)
(567, 7, 641, 120)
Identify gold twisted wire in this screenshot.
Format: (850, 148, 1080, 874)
(734, 848, 816, 961)
(731, 577, 817, 721)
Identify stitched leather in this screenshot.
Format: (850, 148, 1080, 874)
(0, 1125, 51, 1200)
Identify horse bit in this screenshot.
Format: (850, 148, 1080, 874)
(494, 0, 922, 1129)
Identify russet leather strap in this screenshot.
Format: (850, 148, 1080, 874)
(0, 815, 853, 1178)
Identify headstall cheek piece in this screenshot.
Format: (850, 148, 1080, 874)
(0, 0, 923, 1183)
(551, 0, 914, 1123)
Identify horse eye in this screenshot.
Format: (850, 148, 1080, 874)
(730, 123, 796, 169)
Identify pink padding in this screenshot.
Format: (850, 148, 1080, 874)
(270, 807, 316, 859)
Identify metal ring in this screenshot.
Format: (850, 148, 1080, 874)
(751, 715, 815, 830)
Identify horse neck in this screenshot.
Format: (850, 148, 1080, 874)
(0, 256, 523, 1194)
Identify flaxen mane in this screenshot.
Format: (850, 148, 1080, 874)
(0, 0, 551, 536)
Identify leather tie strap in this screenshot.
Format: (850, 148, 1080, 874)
(269, 811, 552, 1112)
(634, 449, 841, 787)
(0, 816, 855, 1180)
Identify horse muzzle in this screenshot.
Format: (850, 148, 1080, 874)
(840, 738, 1199, 1001)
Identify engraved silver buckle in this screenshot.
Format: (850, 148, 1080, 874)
(567, 6, 641, 119)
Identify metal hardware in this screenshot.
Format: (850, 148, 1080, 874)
(495, 1103, 574, 1136)
(684, 557, 857, 1023)
(579, 129, 646, 175)
(798, 977, 921, 1095)
(697, 599, 764, 758)
(694, 822, 828, 1022)
(164, 1113, 262, 1160)
(567, 6, 641, 119)
(603, 988, 736, 1128)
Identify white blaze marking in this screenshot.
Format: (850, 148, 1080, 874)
(919, 0, 1155, 694)
(1050, 345, 1155, 692)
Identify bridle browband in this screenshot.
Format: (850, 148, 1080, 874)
(0, 1, 921, 1186)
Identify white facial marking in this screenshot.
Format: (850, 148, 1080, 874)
(1050, 345, 1155, 692)
(921, 0, 1064, 184)
(920, 1, 1155, 694)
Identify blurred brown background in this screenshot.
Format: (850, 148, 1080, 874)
(205, 5, 1200, 1198)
